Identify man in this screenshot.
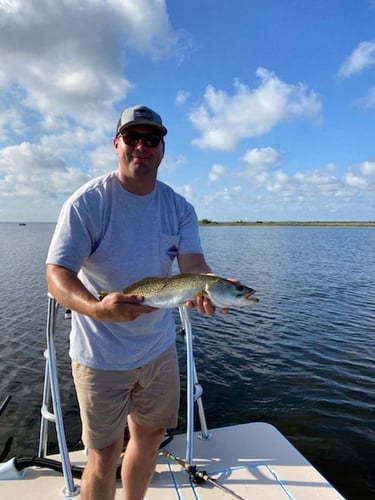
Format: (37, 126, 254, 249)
(46, 105, 216, 500)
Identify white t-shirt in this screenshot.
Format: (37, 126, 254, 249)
(46, 172, 203, 370)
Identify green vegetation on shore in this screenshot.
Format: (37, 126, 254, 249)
(199, 219, 375, 227)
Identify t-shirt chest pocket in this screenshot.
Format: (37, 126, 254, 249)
(160, 234, 181, 273)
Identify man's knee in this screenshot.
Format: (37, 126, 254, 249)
(128, 419, 166, 452)
(86, 437, 123, 476)
(146, 427, 167, 449)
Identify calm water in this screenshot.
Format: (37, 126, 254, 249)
(0, 223, 374, 499)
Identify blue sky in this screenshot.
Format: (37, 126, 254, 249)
(0, 0, 374, 222)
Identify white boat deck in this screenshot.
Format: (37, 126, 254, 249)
(0, 422, 343, 499)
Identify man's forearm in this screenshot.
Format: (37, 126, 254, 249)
(177, 253, 213, 275)
(46, 264, 156, 323)
(46, 264, 99, 316)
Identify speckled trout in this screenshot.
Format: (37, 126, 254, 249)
(99, 274, 258, 309)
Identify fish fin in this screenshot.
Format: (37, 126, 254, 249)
(122, 277, 156, 293)
(192, 291, 208, 301)
(121, 276, 170, 294)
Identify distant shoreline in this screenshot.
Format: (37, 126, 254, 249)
(199, 220, 375, 227)
(1, 220, 374, 228)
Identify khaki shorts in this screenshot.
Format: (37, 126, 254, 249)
(72, 343, 180, 450)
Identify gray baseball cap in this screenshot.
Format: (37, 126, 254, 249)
(116, 105, 168, 136)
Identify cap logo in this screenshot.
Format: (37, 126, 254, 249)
(134, 109, 153, 120)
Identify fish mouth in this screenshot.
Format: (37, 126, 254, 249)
(245, 290, 259, 302)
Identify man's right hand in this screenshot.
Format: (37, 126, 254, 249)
(93, 293, 157, 322)
(46, 264, 157, 322)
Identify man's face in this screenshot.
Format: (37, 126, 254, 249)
(114, 125, 165, 193)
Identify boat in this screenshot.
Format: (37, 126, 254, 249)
(0, 298, 344, 499)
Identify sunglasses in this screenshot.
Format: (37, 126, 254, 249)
(119, 132, 163, 148)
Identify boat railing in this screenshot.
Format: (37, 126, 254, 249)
(36, 296, 212, 497)
(178, 305, 212, 465)
(38, 295, 79, 497)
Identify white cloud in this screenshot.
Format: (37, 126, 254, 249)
(236, 153, 375, 209)
(338, 41, 375, 78)
(169, 155, 374, 222)
(241, 147, 284, 169)
(344, 173, 368, 189)
(202, 186, 242, 205)
(159, 154, 189, 173)
(88, 144, 117, 178)
(0, 0, 187, 220)
(0, 142, 88, 199)
(290, 163, 374, 201)
(359, 159, 375, 176)
(172, 183, 198, 205)
(266, 171, 289, 193)
(0, 0, 182, 137)
(189, 69, 321, 151)
(354, 86, 375, 109)
(237, 147, 285, 191)
(208, 163, 226, 182)
(0, 100, 25, 141)
(176, 90, 190, 105)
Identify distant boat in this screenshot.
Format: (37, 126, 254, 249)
(19, 223, 26, 226)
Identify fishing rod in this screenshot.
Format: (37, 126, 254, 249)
(0, 395, 12, 417)
(161, 450, 245, 500)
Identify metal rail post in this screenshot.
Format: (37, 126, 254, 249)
(38, 295, 79, 498)
(178, 306, 212, 466)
